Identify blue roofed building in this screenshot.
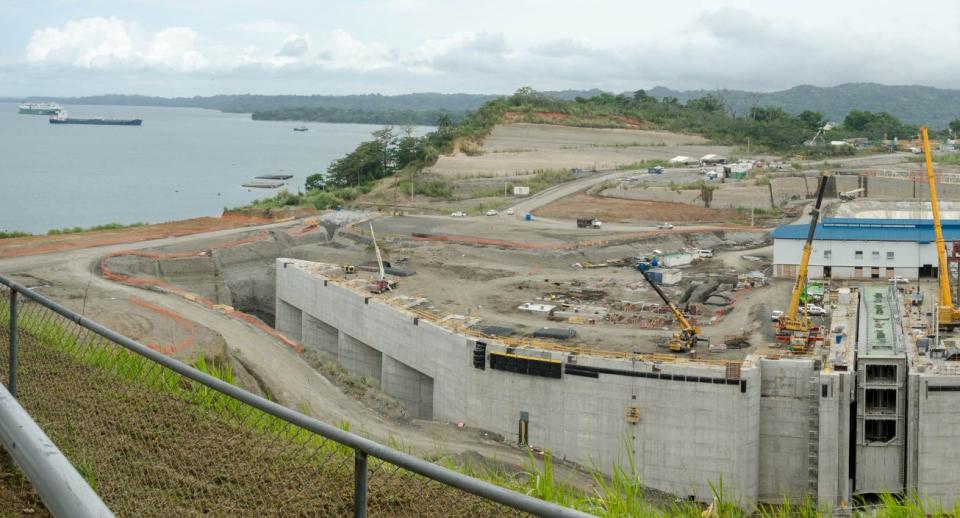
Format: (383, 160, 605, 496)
(771, 218, 960, 279)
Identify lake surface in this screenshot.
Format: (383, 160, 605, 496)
(0, 102, 430, 233)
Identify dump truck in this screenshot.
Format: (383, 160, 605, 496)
(576, 218, 602, 229)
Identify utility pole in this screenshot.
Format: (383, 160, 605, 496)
(751, 198, 755, 227)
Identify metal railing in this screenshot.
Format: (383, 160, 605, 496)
(0, 275, 591, 517)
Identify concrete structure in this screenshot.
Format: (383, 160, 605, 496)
(773, 218, 960, 280)
(276, 258, 960, 509)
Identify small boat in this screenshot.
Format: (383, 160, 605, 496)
(255, 175, 293, 180)
(293, 125, 308, 132)
(49, 110, 142, 126)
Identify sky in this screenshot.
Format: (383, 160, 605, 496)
(2, 0, 960, 97)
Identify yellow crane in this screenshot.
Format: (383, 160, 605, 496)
(776, 171, 831, 348)
(638, 268, 707, 352)
(920, 126, 960, 328)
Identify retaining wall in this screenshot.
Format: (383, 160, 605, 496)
(276, 259, 794, 503)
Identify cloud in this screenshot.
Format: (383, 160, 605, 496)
(27, 17, 136, 68)
(277, 34, 310, 57)
(316, 30, 396, 71)
(26, 17, 207, 72)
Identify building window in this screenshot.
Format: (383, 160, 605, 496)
(871, 251, 880, 260)
(824, 250, 832, 259)
(855, 251, 864, 260)
(887, 251, 895, 260)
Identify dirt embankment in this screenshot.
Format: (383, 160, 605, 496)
(0, 213, 309, 259)
(533, 193, 740, 223)
(426, 123, 730, 178)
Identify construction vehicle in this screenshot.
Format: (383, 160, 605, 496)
(367, 223, 397, 294)
(577, 218, 602, 229)
(638, 268, 707, 352)
(775, 171, 831, 349)
(920, 126, 960, 329)
(839, 188, 864, 201)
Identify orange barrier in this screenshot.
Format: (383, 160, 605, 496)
(128, 297, 196, 355)
(98, 231, 305, 356)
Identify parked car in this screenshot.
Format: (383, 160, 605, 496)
(804, 304, 827, 316)
(656, 222, 674, 229)
(647, 166, 664, 174)
(485, 209, 498, 216)
(450, 211, 466, 217)
(506, 208, 515, 215)
(889, 276, 910, 284)
(771, 310, 784, 322)
(698, 249, 715, 258)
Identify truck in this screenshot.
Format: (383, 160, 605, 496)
(576, 218, 602, 229)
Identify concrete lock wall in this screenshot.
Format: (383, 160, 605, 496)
(275, 259, 763, 503)
(914, 375, 960, 508)
(757, 358, 818, 502)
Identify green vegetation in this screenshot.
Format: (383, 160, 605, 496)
(245, 186, 370, 211)
(46, 222, 146, 235)
(0, 230, 32, 239)
(252, 107, 467, 126)
(616, 159, 670, 171)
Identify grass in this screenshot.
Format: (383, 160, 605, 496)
(0, 230, 32, 239)
(616, 159, 670, 171)
(46, 222, 146, 235)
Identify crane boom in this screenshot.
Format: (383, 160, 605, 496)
(369, 223, 386, 281)
(639, 268, 701, 351)
(786, 172, 831, 321)
(921, 127, 960, 327)
(776, 171, 830, 344)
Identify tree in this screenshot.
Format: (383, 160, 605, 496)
(436, 113, 452, 130)
(797, 110, 825, 130)
(633, 89, 653, 102)
(949, 118, 960, 134)
(686, 95, 724, 113)
(305, 173, 325, 191)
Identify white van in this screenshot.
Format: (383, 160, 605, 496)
(698, 249, 715, 258)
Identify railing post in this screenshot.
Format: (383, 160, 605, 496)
(354, 450, 368, 518)
(9, 290, 17, 398)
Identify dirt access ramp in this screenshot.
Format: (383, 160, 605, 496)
(426, 123, 730, 178)
(0, 210, 310, 258)
(534, 192, 741, 224)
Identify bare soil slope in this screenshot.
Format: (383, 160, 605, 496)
(427, 123, 731, 177)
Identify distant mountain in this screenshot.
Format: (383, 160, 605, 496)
(19, 83, 960, 127)
(646, 83, 960, 127)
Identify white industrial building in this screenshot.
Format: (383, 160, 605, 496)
(772, 218, 960, 279)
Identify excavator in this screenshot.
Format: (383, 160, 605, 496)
(920, 126, 960, 329)
(638, 268, 708, 352)
(775, 171, 831, 350)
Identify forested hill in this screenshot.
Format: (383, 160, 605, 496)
(647, 83, 960, 127)
(21, 84, 960, 127)
(21, 91, 600, 114)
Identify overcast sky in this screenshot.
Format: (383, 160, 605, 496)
(3, 0, 960, 97)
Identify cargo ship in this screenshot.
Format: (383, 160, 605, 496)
(49, 110, 142, 126)
(18, 102, 62, 115)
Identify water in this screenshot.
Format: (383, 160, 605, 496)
(0, 102, 431, 234)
